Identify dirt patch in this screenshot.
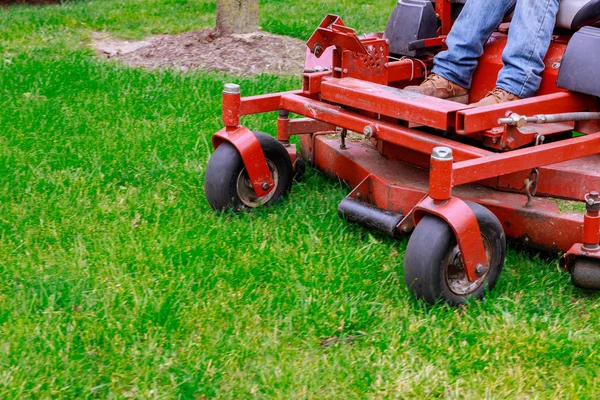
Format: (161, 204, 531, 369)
(0, 0, 61, 5)
(91, 28, 308, 76)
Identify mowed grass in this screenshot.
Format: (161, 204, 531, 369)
(0, 0, 599, 398)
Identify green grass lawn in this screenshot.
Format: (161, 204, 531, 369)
(0, 0, 599, 398)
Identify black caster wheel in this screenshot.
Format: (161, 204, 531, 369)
(404, 202, 506, 305)
(293, 156, 306, 181)
(204, 132, 293, 212)
(571, 258, 600, 290)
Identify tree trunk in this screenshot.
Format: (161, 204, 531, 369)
(216, 0, 259, 35)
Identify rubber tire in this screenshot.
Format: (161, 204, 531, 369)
(204, 132, 293, 212)
(571, 258, 600, 290)
(293, 156, 306, 181)
(403, 202, 506, 305)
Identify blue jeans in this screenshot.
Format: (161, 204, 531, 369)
(432, 0, 561, 98)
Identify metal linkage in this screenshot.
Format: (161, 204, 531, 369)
(499, 112, 600, 128)
(524, 168, 539, 208)
(524, 135, 544, 208)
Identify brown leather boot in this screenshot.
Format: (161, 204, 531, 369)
(472, 87, 521, 107)
(404, 73, 469, 103)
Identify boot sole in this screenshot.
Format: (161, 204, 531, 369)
(447, 94, 469, 104)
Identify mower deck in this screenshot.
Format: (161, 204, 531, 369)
(301, 134, 583, 253)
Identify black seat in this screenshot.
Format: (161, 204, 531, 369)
(556, 0, 600, 30)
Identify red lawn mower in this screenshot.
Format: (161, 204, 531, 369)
(204, 0, 600, 305)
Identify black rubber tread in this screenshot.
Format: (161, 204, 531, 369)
(204, 132, 293, 212)
(293, 156, 306, 181)
(571, 258, 600, 290)
(403, 201, 506, 305)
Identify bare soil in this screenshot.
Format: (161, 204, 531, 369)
(0, 0, 61, 5)
(91, 28, 307, 76)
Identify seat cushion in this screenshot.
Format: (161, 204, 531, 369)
(556, 0, 600, 30)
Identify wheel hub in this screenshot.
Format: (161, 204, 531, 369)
(236, 159, 279, 208)
(444, 237, 492, 296)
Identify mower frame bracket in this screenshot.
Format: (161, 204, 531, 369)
(307, 14, 368, 57)
(413, 196, 487, 282)
(562, 243, 600, 273)
(212, 126, 274, 197)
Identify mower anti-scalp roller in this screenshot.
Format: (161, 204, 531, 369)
(205, 7, 600, 304)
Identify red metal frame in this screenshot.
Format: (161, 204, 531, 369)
(211, 12, 600, 277)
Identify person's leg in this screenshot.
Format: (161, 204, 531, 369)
(496, 0, 560, 98)
(432, 0, 516, 89)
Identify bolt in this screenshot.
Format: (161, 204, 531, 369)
(475, 264, 489, 277)
(586, 191, 600, 210)
(223, 83, 240, 94)
(313, 44, 324, 57)
(401, 224, 410, 232)
(262, 183, 270, 190)
(432, 146, 453, 161)
(515, 114, 527, 128)
(552, 61, 561, 69)
(363, 125, 374, 138)
(343, 68, 348, 74)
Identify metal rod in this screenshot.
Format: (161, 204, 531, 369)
(499, 112, 600, 127)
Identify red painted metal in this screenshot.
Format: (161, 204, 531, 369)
(453, 133, 600, 186)
(563, 243, 600, 269)
(304, 46, 335, 70)
(288, 118, 335, 136)
(212, 126, 274, 198)
(388, 59, 425, 83)
(339, 36, 390, 84)
(320, 77, 471, 130)
(413, 36, 447, 50)
(481, 122, 573, 151)
(239, 91, 302, 116)
(307, 15, 368, 57)
(277, 111, 291, 143)
(583, 211, 600, 248)
(563, 194, 600, 269)
(576, 119, 600, 135)
(414, 197, 487, 282)
(280, 93, 490, 161)
(429, 151, 453, 202)
(436, 0, 452, 35)
(303, 71, 334, 94)
(222, 90, 241, 128)
(495, 155, 600, 201)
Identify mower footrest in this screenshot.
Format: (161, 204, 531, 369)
(320, 77, 469, 130)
